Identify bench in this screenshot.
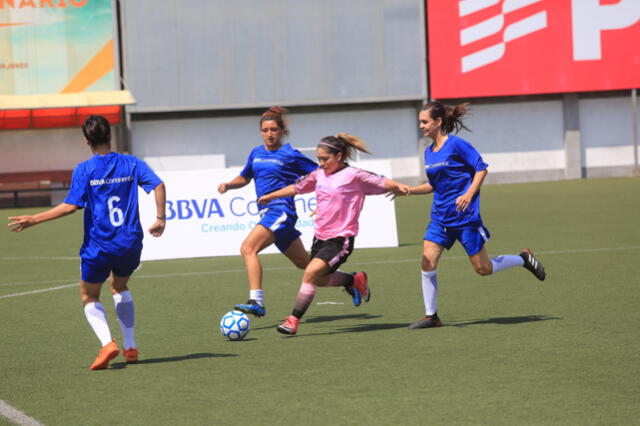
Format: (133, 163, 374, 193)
(0, 170, 73, 208)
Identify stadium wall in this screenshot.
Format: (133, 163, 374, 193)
(2, 1, 638, 185)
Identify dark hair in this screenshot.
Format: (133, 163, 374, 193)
(317, 133, 371, 162)
(422, 101, 471, 134)
(260, 106, 289, 136)
(82, 115, 111, 147)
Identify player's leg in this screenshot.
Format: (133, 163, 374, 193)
(235, 224, 275, 317)
(468, 246, 493, 276)
(284, 234, 367, 305)
(409, 240, 445, 329)
(282, 237, 310, 270)
(80, 261, 120, 370)
(277, 258, 331, 335)
(462, 225, 545, 280)
(409, 221, 451, 329)
(81, 279, 112, 346)
(310, 236, 365, 305)
(110, 272, 138, 363)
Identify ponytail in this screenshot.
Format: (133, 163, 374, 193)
(318, 133, 371, 161)
(422, 101, 471, 134)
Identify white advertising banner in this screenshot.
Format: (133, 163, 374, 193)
(138, 160, 399, 261)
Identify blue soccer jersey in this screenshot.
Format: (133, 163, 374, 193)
(240, 143, 317, 212)
(424, 134, 489, 228)
(64, 152, 162, 259)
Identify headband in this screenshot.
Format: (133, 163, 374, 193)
(318, 141, 340, 151)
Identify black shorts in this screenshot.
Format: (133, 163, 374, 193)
(310, 236, 355, 273)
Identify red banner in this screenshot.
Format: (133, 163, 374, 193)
(427, 0, 640, 98)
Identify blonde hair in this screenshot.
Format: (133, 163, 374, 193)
(318, 133, 371, 161)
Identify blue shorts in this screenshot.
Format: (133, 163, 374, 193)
(257, 207, 301, 253)
(81, 250, 141, 283)
(423, 222, 491, 256)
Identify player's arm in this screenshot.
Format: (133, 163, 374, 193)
(408, 183, 434, 195)
(385, 179, 411, 196)
(218, 175, 250, 194)
(8, 203, 78, 232)
(257, 184, 296, 205)
(148, 182, 166, 237)
(456, 169, 488, 212)
(388, 182, 433, 200)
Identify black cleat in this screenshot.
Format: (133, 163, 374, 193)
(408, 313, 442, 329)
(519, 249, 546, 281)
(344, 285, 362, 307)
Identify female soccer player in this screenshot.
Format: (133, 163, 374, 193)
(403, 101, 546, 329)
(258, 133, 410, 335)
(217, 106, 319, 317)
(8, 115, 166, 370)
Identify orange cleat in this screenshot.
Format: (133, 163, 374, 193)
(89, 340, 119, 370)
(123, 347, 139, 363)
(353, 272, 370, 303)
(277, 315, 299, 335)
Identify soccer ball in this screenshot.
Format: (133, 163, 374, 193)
(219, 310, 250, 341)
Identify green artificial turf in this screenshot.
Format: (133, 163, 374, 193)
(1, 178, 639, 425)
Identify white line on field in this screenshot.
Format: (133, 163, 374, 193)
(1, 245, 639, 299)
(0, 256, 76, 261)
(0, 400, 45, 426)
(0, 283, 78, 299)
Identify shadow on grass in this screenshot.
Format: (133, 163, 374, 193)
(250, 314, 382, 331)
(110, 352, 237, 368)
(279, 314, 561, 338)
(447, 314, 562, 327)
(304, 313, 382, 323)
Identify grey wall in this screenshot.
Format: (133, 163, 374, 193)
(131, 102, 421, 166)
(455, 98, 565, 154)
(580, 93, 638, 149)
(121, 0, 425, 112)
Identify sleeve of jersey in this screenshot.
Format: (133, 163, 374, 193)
(239, 151, 254, 180)
(357, 169, 389, 195)
(63, 165, 88, 208)
(137, 159, 163, 193)
(294, 150, 318, 175)
(294, 170, 318, 194)
(457, 139, 488, 172)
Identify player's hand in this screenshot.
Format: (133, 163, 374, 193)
(148, 219, 166, 237)
(257, 195, 271, 205)
(217, 182, 229, 194)
(386, 184, 411, 200)
(455, 193, 472, 212)
(7, 215, 36, 232)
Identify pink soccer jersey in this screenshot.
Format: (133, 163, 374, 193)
(294, 166, 389, 240)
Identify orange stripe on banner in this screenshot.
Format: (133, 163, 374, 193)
(0, 22, 32, 27)
(61, 39, 114, 94)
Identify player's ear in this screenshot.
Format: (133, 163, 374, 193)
(83, 137, 90, 146)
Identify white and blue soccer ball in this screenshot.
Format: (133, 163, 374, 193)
(219, 310, 250, 341)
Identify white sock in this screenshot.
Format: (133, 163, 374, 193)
(250, 289, 264, 306)
(491, 255, 525, 274)
(113, 291, 136, 349)
(421, 270, 438, 316)
(83, 302, 112, 347)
